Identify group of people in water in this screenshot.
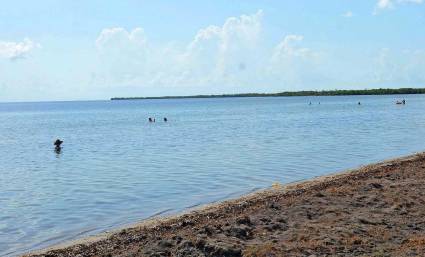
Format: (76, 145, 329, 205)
(308, 99, 406, 106)
(148, 117, 168, 122)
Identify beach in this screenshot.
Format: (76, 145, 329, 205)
(2, 0, 425, 255)
(24, 152, 425, 257)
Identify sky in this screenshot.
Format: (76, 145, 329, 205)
(0, 0, 424, 102)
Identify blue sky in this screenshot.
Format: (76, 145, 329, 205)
(0, 0, 424, 101)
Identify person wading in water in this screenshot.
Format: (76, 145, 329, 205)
(54, 139, 63, 153)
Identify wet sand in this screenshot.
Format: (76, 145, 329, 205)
(25, 153, 425, 257)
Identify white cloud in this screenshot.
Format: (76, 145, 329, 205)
(374, 0, 423, 14)
(181, 10, 264, 87)
(96, 27, 146, 50)
(373, 48, 425, 85)
(267, 35, 322, 89)
(94, 27, 151, 87)
(0, 38, 40, 60)
(272, 35, 315, 59)
(93, 10, 268, 91)
(377, 0, 394, 9)
(91, 11, 324, 94)
(342, 11, 354, 18)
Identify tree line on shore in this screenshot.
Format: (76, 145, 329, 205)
(111, 87, 425, 100)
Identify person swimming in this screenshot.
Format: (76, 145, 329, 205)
(164, 117, 167, 122)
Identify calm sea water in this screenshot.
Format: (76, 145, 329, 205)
(1, 95, 425, 256)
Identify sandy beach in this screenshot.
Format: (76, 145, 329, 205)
(24, 152, 425, 257)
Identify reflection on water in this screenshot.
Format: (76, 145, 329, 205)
(54, 147, 62, 155)
(1, 95, 425, 256)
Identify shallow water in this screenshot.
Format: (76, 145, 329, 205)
(1, 95, 425, 256)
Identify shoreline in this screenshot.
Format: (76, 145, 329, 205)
(24, 152, 425, 256)
(110, 87, 425, 100)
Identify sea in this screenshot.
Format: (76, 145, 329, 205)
(1, 95, 425, 256)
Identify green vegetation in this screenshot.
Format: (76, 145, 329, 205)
(111, 87, 425, 100)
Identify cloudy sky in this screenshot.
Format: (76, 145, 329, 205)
(0, 0, 424, 102)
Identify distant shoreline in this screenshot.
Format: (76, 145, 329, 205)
(111, 87, 425, 100)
